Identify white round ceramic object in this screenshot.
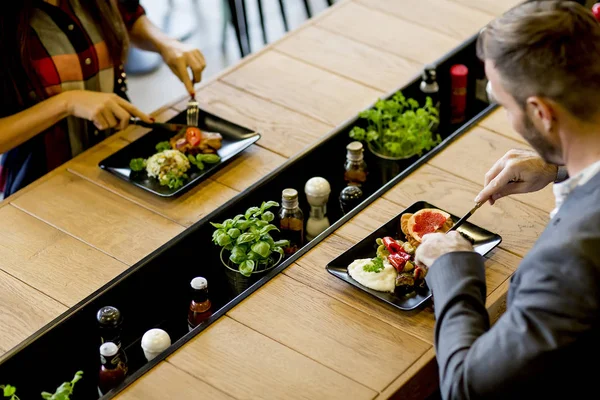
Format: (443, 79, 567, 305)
(141, 328, 171, 361)
(305, 177, 331, 207)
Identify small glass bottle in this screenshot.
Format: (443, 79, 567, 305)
(344, 142, 368, 186)
(98, 342, 127, 396)
(339, 185, 364, 215)
(279, 188, 304, 255)
(97, 306, 128, 373)
(420, 64, 440, 112)
(188, 277, 212, 331)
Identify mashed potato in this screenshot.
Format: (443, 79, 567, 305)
(146, 149, 190, 184)
(347, 258, 397, 293)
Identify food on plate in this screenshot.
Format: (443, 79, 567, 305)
(128, 129, 222, 189)
(347, 258, 397, 293)
(169, 127, 223, 155)
(347, 234, 426, 294)
(401, 208, 452, 248)
(145, 149, 190, 189)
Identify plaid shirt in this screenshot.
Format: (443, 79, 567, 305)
(0, 0, 145, 196)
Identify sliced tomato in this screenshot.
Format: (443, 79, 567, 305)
(185, 127, 202, 147)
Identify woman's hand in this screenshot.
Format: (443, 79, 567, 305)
(475, 149, 558, 205)
(63, 90, 153, 131)
(159, 40, 206, 95)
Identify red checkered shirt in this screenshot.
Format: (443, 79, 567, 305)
(0, 0, 145, 194)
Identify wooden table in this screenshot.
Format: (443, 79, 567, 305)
(0, 0, 547, 398)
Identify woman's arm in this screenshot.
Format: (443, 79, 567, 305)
(0, 93, 70, 154)
(0, 91, 151, 154)
(128, 15, 206, 94)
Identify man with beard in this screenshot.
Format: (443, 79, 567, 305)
(413, 1, 600, 399)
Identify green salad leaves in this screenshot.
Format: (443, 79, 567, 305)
(349, 91, 441, 159)
(2, 370, 83, 400)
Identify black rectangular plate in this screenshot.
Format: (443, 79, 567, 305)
(98, 109, 260, 197)
(326, 201, 502, 311)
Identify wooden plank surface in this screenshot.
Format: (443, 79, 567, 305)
(211, 145, 287, 192)
(221, 50, 383, 126)
(358, 0, 495, 40)
(167, 317, 377, 400)
(0, 269, 66, 355)
(10, 172, 185, 265)
(428, 126, 555, 213)
(0, 205, 128, 307)
(275, 25, 422, 92)
(1, 0, 544, 398)
(173, 81, 333, 158)
(317, 2, 460, 64)
(68, 138, 240, 227)
(228, 274, 430, 391)
(382, 164, 549, 256)
(119, 362, 235, 400)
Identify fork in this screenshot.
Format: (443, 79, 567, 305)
(186, 92, 199, 127)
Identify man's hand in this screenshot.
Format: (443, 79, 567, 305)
(414, 231, 474, 269)
(160, 41, 206, 95)
(475, 149, 558, 205)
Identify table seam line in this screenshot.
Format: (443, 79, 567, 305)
(10, 202, 139, 267)
(161, 360, 242, 400)
(271, 48, 391, 93)
(0, 267, 69, 309)
(314, 24, 430, 68)
(66, 168, 192, 227)
(355, 0, 496, 39)
(217, 78, 340, 126)
(476, 124, 530, 145)
(225, 311, 380, 394)
(282, 263, 435, 346)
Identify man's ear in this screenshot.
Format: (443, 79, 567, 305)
(526, 96, 555, 133)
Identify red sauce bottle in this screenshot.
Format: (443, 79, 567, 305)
(98, 342, 127, 396)
(188, 277, 212, 331)
(450, 64, 469, 125)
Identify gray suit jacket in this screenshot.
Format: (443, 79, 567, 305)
(426, 172, 600, 400)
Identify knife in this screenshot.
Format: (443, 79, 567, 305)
(129, 118, 191, 132)
(448, 202, 483, 232)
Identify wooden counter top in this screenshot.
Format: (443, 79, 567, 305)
(0, 0, 542, 398)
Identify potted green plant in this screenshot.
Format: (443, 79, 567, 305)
(349, 91, 441, 160)
(211, 201, 289, 294)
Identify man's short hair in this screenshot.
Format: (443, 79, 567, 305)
(477, 0, 600, 120)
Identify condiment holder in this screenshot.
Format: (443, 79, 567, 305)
(141, 328, 171, 361)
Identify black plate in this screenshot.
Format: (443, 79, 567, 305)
(99, 109, 260, 197)
(326, 201, 502, 311)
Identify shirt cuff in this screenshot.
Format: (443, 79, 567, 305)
(425, 251, 486, 316)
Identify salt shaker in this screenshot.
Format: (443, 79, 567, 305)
(305, 177, 331, 241)
(141, 328, 171, 361)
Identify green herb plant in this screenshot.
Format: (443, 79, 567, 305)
(41, 371, 83, 400)
(1, 385, 19, 400)
(349, 91, 441, 159)
(2, 370, 83, 400)
(362, 257, 384, 273)
(211, 201, 290, 277)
